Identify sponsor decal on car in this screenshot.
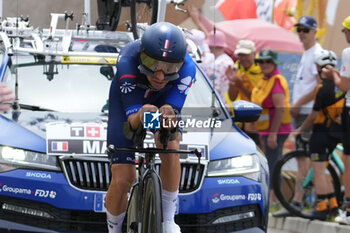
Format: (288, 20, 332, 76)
(217, 178, 240, 185)
(211, 192, 262, 203)
(46, 122, 107, 155)
(26, 172, 52, 179)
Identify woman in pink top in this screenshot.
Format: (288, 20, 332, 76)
(251, 49, 293, 204)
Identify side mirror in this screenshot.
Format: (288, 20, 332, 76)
(232, 100, 262, 122)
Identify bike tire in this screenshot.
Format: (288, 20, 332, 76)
(130, 0, 158, 40)
(272, 150, 342, 219)
(127, 183, 140, 233)
(142, 171, 163, 233)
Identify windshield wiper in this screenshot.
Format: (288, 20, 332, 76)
(16, 103, 55, 112)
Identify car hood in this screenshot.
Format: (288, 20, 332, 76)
(0, 111, 256, 159)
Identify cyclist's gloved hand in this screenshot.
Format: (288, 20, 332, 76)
(139, 104, 159, 122)
(159, 104, 177, 129)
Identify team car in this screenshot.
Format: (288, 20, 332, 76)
(0, 12, 269, 233)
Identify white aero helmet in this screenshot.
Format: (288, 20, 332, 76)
(314, 49, 337, 68)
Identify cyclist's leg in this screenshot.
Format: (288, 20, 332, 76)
(106, 82, 137, 233)
(155, 130, 182, 231)
(309, 127, 338, 218)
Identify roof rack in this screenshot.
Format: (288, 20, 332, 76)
(0, 11, 133, 58)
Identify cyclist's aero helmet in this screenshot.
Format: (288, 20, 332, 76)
(314, 49, 337, 68)
(138, 22, 187, 81)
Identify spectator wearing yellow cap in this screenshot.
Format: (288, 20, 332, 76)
(326, 15, 350, 225)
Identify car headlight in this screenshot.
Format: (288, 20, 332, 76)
(0, 146, 60, 171)
(207, 154, 261, 181)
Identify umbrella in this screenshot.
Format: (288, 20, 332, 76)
(213, 18, 303, 54)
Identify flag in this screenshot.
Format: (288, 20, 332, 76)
(51, 141, 68, 151)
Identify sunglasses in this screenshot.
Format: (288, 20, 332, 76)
(297, 27, 310, 33)
(257, 60, 274, 64)
(139, 52, 184, 81)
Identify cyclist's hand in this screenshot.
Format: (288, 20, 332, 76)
(159, 104, 177, 129)
(291, 128, 301, 138)
(321, 65, 338, 80)
(139, 104, 159, 122)
(290, 103, 301, 118)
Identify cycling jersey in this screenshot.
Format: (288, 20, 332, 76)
(107, 40, 196, 164)
(313, 79, 344, 126)
(309, 79, 345, 161)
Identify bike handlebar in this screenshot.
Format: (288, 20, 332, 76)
(108, 144, 202, 158)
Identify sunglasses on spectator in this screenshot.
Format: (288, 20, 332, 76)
(257, 60, 274, 64)
(297, 27, 310, 33)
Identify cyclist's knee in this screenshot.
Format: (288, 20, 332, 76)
(110, 164, 136, 192)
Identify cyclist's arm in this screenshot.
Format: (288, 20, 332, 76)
(127, 104, 159, 130)
(165, 52, 196, 110)
(297, 110, 318, 133)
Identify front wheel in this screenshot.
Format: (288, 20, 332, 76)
(142, 171, 163, 233)
(130, 0, 158, 39)
(272, 150, 342, 219)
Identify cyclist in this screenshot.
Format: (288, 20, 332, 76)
(0, 83, 14, 112)
(324, 15, 350, 225)
(106, 22, 196, 233)
(293, 49, 343, 220)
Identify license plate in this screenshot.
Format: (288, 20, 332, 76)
(94, 193, 106, 212)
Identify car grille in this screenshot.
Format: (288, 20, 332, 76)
(61, 157, 205, 193)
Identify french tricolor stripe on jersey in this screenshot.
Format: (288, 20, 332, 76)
(162, 39, 170, 57)
(51, 141, 68, 151)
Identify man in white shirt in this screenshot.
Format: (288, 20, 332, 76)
(274, 15, 322, 218)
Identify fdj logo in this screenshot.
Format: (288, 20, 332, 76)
(143, 111, 161, 129)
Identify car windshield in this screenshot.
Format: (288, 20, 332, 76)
(4, 55, 227, 119)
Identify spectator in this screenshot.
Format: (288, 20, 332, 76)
(294, 49, 343, 220)
(204, 30, 234, 103)
(274, 16, 323, 217)
(325, 15, 350, 225)
(185, 28, 215, 75)
(225, 40, 263, 146)
(0, 83, 14, 112)
(251, 49, 293, 205)
(187, 4, 234, 103)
